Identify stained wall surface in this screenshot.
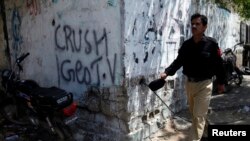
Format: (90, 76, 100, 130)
(4, 0, 122, 98)
(1, 0, 241, 140)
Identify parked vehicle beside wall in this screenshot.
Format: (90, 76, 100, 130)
(0, 53, 78, 141)
(222, 48, 243, 86)
(213, 48, 244, 93)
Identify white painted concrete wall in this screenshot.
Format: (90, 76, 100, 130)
(5, 0, 122, 99)
(124, 0, 240, 140)
(2, 0, 242, 140)
(124, 0, 240, 79)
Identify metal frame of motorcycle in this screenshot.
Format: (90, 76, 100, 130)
(1, 53, 76, 139)
(222, 45, 243, 86)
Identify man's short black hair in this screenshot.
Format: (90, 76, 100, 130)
(191, 13, 208, 26)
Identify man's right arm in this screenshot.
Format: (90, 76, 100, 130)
(164, 57, 183, 75)
(160, 49, 184, 79)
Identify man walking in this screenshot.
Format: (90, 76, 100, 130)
(160, 13, 225, 141)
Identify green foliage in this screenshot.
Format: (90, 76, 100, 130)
(214, 0, 250, 20)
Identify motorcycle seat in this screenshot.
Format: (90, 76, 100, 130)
(31, 87, 73, 109)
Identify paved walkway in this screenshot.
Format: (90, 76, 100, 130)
(148, 75, 250, 141)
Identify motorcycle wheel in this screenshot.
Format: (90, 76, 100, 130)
(0, 99, 31, 125)
(53, 118, 74, 141)
(234, 76, 242, 86)
(38, 117, 74, 141)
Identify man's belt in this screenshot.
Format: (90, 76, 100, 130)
(187, 77, 210, 82)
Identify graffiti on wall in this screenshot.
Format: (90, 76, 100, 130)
(164, 17, 185, 65)
(107, 0, 117, 7)
(54, 24, 117, 87)
(52, 0, 58, 3)
(207, 9, 232, 48)
(125, 0, 190, 75)
(11, 8, 23, 58)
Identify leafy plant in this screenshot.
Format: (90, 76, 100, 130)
(213, 0, 250, 20)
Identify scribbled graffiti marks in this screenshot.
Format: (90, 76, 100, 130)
(55, 25, 109, 55)
(107, 0, 117, 7)
(52, 0, 58, 3)
(12, 8, 23, 56)
(55, 25, 117, 86)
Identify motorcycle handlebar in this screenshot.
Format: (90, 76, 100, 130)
(16, 53, 30, 64)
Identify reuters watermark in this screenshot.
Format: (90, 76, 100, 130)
(208, 125, 250, 140)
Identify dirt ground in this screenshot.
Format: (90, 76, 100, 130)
(1, 76, 250, 141)
(147, 75, 250, 141)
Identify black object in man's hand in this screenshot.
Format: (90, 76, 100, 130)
(148, 79, 166, 91)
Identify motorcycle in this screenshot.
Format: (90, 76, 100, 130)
(0, 53, 78, 141)
(222, 48, 243, 86)
(241, 66, 250, 75)
(213, 48, 243, 93)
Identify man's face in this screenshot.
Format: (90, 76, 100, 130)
(191, 17, 207, 36)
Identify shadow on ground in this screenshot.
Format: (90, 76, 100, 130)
(148, 75, 250, 141)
